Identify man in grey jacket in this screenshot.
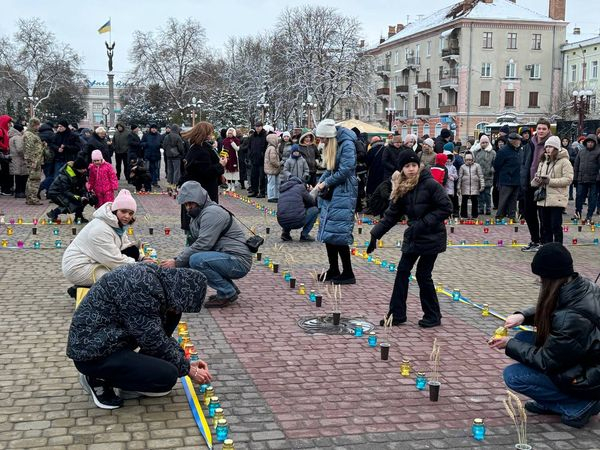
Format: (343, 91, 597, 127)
(160, 181, 253, 308)
(574, 134, 600, 222)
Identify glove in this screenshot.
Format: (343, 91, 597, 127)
(80, 196, 89, 206)
(366, 237, 377, 254)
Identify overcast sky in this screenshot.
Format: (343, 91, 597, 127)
(1, 0, 593, 82)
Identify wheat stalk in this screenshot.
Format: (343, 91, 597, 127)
(429, 338, 441, 383)
(383, 314, 393, 342)
(504, 391, 528, 445)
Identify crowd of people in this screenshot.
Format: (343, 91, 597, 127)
(3, 112, 599, 428)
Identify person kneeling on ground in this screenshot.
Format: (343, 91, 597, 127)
(47, 158, 90, 222)
(67, 264, 211, 409)
(277, 176, 318, 242)
(62, 189, 151, 292)
(490, 243, 600, 428)
(129, 158, 152, 192)
(160, 181, 253, 308)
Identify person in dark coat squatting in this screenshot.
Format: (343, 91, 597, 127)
(46, 158, 90, 222)
(67, 264, 212, 409)
(490, 243, 600, 429)
(277, 176, 319, 242)
(368, 150, 452, 328)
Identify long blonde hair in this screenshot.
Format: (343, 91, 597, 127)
(323, 138, 338, 171)
(390, 167, 422, 203)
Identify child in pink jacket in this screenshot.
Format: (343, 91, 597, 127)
(88, 149, 118, 208)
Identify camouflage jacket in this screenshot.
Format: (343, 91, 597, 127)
(23, 130, 44, 168)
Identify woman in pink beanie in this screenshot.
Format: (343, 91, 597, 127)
(62, 189, 146, 288)
(88, 149, 118, 207)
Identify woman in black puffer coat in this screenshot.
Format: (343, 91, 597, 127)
(368, 150, 452, 328)
(490, 243, 600, 429)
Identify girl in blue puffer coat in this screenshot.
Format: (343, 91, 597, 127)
(314, 119, 358, 285)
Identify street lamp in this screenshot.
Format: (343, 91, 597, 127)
(572, 89, 594, 136)
(302, 95, 316, 129)
(186, 96, 203, 127)
(385, 107, 397, 131)
(24, 95, 39, 118)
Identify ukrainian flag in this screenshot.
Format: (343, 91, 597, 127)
(98, 20, 111, 34)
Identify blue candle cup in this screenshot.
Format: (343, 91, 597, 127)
(216, 421, 229, 442)
(471, 420, 485, 441)
(354, 325, 363, 337)
(415, 373, 427, 390)
(284, 272, 291, 282)
(388, 263, 396, 272)
(452, 290, 460, 301)
(381, 260, 388, 268)
(309, 291, 316, 302)
(199, 384, 209, 394)
(368, 333, 377, 347)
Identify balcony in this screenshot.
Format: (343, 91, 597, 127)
(396, 110, 409, 118)
(406, 57, 420, 69)
(416, 80, 431, 91)
(416, 108, 430, 116)
(395, 85, 409, 95)
(439, 74, 459, 89)
(376, 64, 391, 77)
(376, 87, 390, 97)
(439, 104, 458, 114)
(442, 47, 460, 61)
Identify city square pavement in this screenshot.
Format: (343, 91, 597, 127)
(1, 178, 600, 450)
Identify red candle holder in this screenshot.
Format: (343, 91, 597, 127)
(520, 219, 525, 225)
(165, 227, 171, 236)
(483, 227, 489, 234)
(572, 238, 578, 245)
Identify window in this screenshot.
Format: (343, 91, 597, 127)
(412, 124, 419, 136)
(438, 93, 443, 107)
(427, 41, 431, 57)
(592, 61, 598, 79)
(344, 109, 352, 120)
(480, 91, 490, 106)
(483, 32, 493, 49)
(505, 61, 517, 79)
(439, 66, 444, 80)
(507, 33, 517, 49)
(481, 63, 492, 77)
(439, 37, 444, 54)
(374, 102, 378, 114)
(414, 95, 419, 109)
(401, 124, 408, 138)
(528, 92, 539, 108)
(416, 44, 420, 59)
(529, 64, 541, 79)
(394, 51, 399, 65)
(423, 123, 430, 137)
(434, 123, 443, 136)
(402, 99, 408, 115)
(504, 91, 515, 107)
(532, 34, 542, 50)
(571, 64, 577, 82)
(426, 68, 431, 82)
(405, 48, 410, 61)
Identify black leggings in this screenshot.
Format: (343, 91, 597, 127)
(121, 246, 140, 260)
(74, 312, 182, 392)
(325, 243, 353, 276)
(539, 206, 564, 244)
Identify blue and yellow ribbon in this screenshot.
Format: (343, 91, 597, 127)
(180, 376, 213, 449)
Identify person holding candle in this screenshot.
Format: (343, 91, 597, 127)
(160, 181, 253, 308)
(530, 136, 573, 244)
(313, 119, 358, 285)
(490, 243, 600, 428)
(62, 189, 149, 289)
(67, 264, 212, 409)
(368, 150, 452, 328)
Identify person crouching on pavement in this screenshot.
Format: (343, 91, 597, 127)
(490, 243, 600, 428)
(160, 181, 253, 308)
(278, 176, 318, 242)
(47, 157, 89, 222)
(367, 150, 452, 328)
(62, 189, 151, 291)
(67, 264, 212, 409)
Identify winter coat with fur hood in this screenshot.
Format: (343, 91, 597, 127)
(8, 127, 27, 176)
(264, 134, 281, 175)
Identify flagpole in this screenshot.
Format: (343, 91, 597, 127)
(109, 16, 112, 45)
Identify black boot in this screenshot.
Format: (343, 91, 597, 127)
(332, 245, 355, 284)
(318, 244, 340, 282)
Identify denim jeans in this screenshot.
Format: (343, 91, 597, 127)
(146, 159, 160, 184)
(478, 186, 492, 213)
(504, 331, 598, 419)
(576, 182, 598, 220)
(189, 251, 249, 297)
(40, 161, 64, 192)
(267, 174, 280, 200)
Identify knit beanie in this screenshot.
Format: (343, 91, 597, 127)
(73, 158, 88, 170)
(91, 150, 104, 161)
(499, 124, 510, 134)
(443, 142, 455, 152)
(531, 243, 574, 279)
(435, 153, 448, 166)
(282, 131, 291, 138)
(397, 150, 420, 169)
(440, 128, 452, 139)
(315, 119, 337, 138)
(544, 136, 561, 151)
(479, 135, 490, 145)
(111, 189, 137, 213)
(58, 119, 69, 128)
(423, 138, 434, 148)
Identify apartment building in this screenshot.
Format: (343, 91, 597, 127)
(562, 28, 600, 119)
(367, 0, 566, 140)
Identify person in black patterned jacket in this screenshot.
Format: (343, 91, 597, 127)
(67, 264, 212, 409)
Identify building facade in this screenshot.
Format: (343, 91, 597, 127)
(367, 0, 566, 140)
(80, 78, 128, 128)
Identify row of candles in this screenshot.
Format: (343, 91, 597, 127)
(176, 322, 235, 448)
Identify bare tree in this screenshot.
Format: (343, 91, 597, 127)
(129, 18, 209, 110)
(0, 18, 83, 116)
(276, 6, 373, 121)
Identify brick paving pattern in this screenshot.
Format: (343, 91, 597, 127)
(0, 179, 599, 449)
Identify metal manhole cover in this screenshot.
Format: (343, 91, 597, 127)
(297, 316, 375, 335)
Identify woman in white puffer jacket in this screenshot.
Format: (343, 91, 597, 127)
(62, 189, 145, 286)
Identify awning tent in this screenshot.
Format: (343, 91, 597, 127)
(335, 119, 391, 136)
